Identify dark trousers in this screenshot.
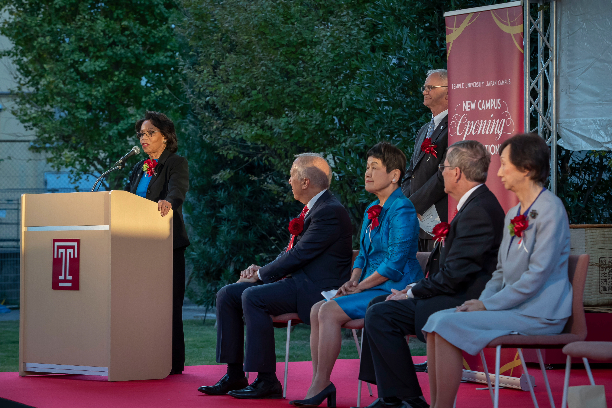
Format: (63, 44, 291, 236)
(172, 247, 186, 373)
(359, 295, 423, 399)
(215, 277, 303, 373)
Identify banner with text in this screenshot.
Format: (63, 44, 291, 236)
(445, 3, 523, 215)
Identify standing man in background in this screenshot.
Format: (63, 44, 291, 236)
(402, 69, 449, 252)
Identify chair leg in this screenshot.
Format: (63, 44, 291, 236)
(561, 355, 571, 408)
(535, 349, 556, 408)
(583, 357, 595, 386)
(517, 348, 539, 408)
(352, 329, 361, 355)
(494, 345, 501, 408)
(361, 330, 373, 397)
(480, 350, 495, 406)
(283, 319, 292, 399)
(351, 329, 362, 408)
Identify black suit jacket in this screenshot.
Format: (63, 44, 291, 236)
(410, 185, 505, 341)
(258, 190, 353, 317)
(124, 149, 190, 249)
(402, 115, 449, 239)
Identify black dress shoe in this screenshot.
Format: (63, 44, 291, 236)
(351, 398, 402, 408)
(227, 377, 283, 399)
(414, 360, 427, 373)
(289, 382, 336, 407)
(198, 374, 249, 395)
(351, 396, 429, 408)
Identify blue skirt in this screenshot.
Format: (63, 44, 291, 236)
(333, 289, 390, 320)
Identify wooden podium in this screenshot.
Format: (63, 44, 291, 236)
(19, 191, 173, 381)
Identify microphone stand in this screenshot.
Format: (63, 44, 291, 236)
(91, 165, 123, 192)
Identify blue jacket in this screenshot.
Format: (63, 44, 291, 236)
(353, 187, 422, 291)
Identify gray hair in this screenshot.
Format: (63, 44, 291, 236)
(427, 69, 448, 82)
(446, 140, 490, 183)
(294, 153, 332, 189)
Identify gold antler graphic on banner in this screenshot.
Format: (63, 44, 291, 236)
(491, 9, 524, 53)
(446, 13, 479, 58)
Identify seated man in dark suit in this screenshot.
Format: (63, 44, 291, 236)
(356, 140, 505, 408)
(198, 153, 353, 399)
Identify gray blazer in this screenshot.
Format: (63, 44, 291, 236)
(480, 189, 573, 320)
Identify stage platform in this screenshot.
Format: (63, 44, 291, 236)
(1, 358, 611, 408)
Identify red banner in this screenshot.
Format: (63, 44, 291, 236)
(445, 3, 524, 215)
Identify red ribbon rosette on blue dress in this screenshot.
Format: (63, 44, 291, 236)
(367, 205, 383, 230)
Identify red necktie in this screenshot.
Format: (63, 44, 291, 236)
(287, 206, 309, 251)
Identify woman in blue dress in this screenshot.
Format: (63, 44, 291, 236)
(290, 142, 422, 407)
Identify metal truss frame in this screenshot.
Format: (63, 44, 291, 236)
(524, 0, 557, 193)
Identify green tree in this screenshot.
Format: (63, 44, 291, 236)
(0, 0, 187, 189)
(179, 0, 373, 304)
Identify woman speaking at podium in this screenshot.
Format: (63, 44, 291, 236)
(124, 111, 190, 375)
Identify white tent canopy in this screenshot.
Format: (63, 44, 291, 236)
(557, 0, 612, 151)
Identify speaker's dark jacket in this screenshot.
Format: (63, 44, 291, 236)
(124, 149, 190, 249)
(402, 115, 449, 239)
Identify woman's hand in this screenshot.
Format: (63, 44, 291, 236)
(158, 199, 172, 217)
(456, 299, 486, 312)
(333, 280, 359, 298)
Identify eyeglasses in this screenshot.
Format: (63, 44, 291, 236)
(438, 164, 454, 172)
(137, 130, 158, 139)
(420, 85, 448, 93)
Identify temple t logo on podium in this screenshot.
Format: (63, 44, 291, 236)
(52, 239, 80, 291)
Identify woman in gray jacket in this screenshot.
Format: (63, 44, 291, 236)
(422, 133, 573, 408)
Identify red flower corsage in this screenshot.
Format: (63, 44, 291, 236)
(288, 217, 304, 236)
(432, 222, 450, 246)
(509, 214, 529, 246)
(421, 138, 438, 158)
(367, 205, 383, 230)
(509, 214, 528, 238)
(142, 159, 158, 176)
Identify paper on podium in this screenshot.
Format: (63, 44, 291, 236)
(419, 205, 440, 235)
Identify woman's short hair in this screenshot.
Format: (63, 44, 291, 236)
(135, 111, 178, 153)
(367, 142, 407, 185)
(499, 133, 549, 185)
(446, 140, 491, 183)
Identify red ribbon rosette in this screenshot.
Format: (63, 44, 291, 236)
(288, 217, 304, 236)
(367, 205, 383, 230)
(142, 159, 158, 176)
(509, 214, 529, 245)
(432, 222, 450, 246)
(421, 138, 438, 158)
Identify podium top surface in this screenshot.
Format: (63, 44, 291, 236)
(21, 191, 157, 227)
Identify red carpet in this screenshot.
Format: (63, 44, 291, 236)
(1, 358, 611, 408)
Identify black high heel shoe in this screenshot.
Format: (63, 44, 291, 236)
(289, 383, 336, 407)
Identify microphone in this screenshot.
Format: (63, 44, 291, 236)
(91, 146, 141, 192)
(113, 146, 141, 169)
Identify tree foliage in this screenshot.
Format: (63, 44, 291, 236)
(0, 0, 187, 188)
(178, 0, 373, 304)
(179, 0, 509, 305)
